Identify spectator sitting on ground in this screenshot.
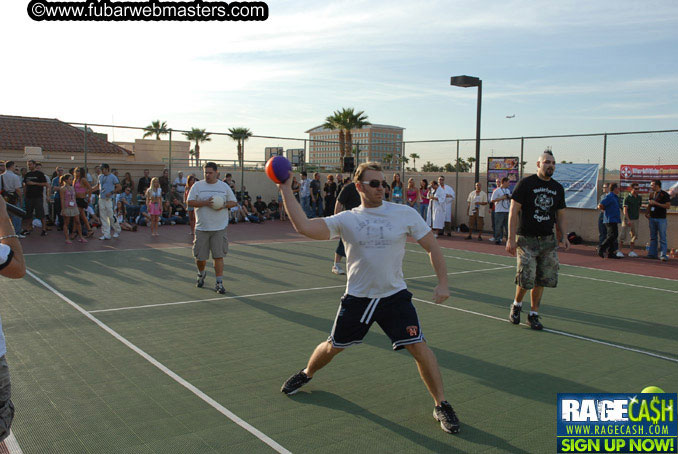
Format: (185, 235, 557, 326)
(116, 186, 139, 221)
(115, 201, 137, 231)
(242, 197, 262, 223)
(135, 204, 151, 226)
(161, 200, 188, 225)
(169, 198, 189, 224)
(268, 198, 281, 220)
(253, 196, 270, 220)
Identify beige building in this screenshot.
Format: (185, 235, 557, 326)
(306, 123, 404, 168)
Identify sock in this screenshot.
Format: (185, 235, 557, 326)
(198, 270, 206, 277)
(530, 311, 538, 316)
(513, 301, 522, 307)
(216, 276, 223, 284)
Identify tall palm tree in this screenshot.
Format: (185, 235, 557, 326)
(409, 153, 420, 171)
(467, 157, 476, 173)
(322, 114, 345, 162)
(228, 127, 253, 167)
(143, 120, 169, 140)
(341, 108, 370, 157)
(183, 128, 211, 167)
(324, 108, 370, 167)
(383, 153, 393, 170)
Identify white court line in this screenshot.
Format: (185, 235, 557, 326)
(430, 243, 678, 282)
(412, 297, 678, 364)
(0, 431, 24, 454)
(406, 249, 678, 294)
(26, 269, 292, 454)
(89, 265, 512, 314)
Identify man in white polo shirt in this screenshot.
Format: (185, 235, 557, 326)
(491, 177, 512, 245)
(187, 162, 237, 294)
(277, 162, 461, 435)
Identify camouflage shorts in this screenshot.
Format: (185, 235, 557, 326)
(515, 234, 559, 289)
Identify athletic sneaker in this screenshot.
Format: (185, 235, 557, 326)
(489, 237, 495, 242)
(628, 251, 638, 257)
(215, 282, 226, 294)
(527, 314, 543, 330)
(112, 232, 120, 238)
(509, 304, 521, 324)
(281, 370, 312, 395)
(196, 273, 205, 288)
(98, 235, 111, 240)
(433, 401, 461, 434)
(331, 264, 346, 275)
(596, 247, 604, 258)
(660, 255, 668, 262)
(615, 251, 624, 258)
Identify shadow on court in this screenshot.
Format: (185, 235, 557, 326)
(293, 390, 530, 454)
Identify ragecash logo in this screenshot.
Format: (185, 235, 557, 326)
(557, 392, 677, 453)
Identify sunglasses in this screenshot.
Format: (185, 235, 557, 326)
(361, 180, 386, 188)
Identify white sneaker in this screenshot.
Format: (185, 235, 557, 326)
(98, 235, 111, 240)
(331, 264, 346, 275)
(628, 251, 638, 257)
(615, 251, 624, 258)
(112, 232, 120, 238)
(489, 237, 495, 242)
(17, 234, 26, 239)
(660, 255, 668, 262)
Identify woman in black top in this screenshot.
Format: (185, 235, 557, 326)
(323, 175, 337, 217)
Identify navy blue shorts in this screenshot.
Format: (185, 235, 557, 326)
(328, 289, 424, 350)
(335, 239, 345, 257)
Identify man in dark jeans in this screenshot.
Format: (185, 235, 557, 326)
(597, 183, 608, 247)
(309, 173, 323, 217)
(597, 182, 622, 259)
(21, 160, 49, 236)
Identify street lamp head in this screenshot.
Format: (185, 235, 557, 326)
(450, 75, 481, 87)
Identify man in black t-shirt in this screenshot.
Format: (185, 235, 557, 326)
(309, 173, 323, 218)
(506, 151, 569, 330)
(646, 179, 671, 261)
(21, 160, 49, 236)
(253, 196, 270, 221)
(330, 181, 362, 275)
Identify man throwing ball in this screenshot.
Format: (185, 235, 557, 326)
(187, 162, 237, 294)
(506, 150, 569, 330)
(277, 162, 461, 434)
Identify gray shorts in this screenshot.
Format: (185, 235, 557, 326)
(193, 229, 229, 261)
(0, 356, 14, 443)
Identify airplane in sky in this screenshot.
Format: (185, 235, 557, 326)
(505, 114, 515, 119)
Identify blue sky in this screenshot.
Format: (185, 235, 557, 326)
(1, 0, 677, 165)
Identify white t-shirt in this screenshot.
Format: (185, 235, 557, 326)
(467, 190, 488, 217)
(174, 176, 187, 193)
(324, 202, 431, 298)
(491, 187, 512, 213)
(187, 180, 237, 231)
(0, 171, 22, 193)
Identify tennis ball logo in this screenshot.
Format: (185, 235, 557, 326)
(641, 386, 665, 394)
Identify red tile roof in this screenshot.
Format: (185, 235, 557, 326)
(0, 115, 133, 155)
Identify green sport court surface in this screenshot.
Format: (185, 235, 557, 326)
(2, 240, 677, 453)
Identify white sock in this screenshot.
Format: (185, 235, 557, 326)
(513, 301, 522, 307)
(530, 311, 538, 316)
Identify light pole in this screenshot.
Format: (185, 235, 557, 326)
(450, 75, 482, 183)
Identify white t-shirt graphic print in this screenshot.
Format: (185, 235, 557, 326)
(324, 202, 431, 298)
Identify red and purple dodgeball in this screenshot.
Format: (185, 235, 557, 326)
(265, 156, 292, 184)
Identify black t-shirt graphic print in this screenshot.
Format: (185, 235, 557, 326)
(511, 174, 566, 237)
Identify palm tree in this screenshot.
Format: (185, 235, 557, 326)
(322, 114, 345, 163)
(467, 157, 476, 173)
(183, 128, 211, 167)
(341, 108, 370, 157)
(143, 120, 169, 140)
(228, 127, 253, 167)
(383, 153, 393, 169)
(324, 108, 370, 167)
(409, 153, 420, 171)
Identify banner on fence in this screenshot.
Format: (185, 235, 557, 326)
(487, 157, 520, 192)
(552, 163, 599, 209)
(620, 164, 678, 210)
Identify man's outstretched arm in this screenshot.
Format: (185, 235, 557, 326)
(417, 232, 449, 304)
(279, 173, 330, 240)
